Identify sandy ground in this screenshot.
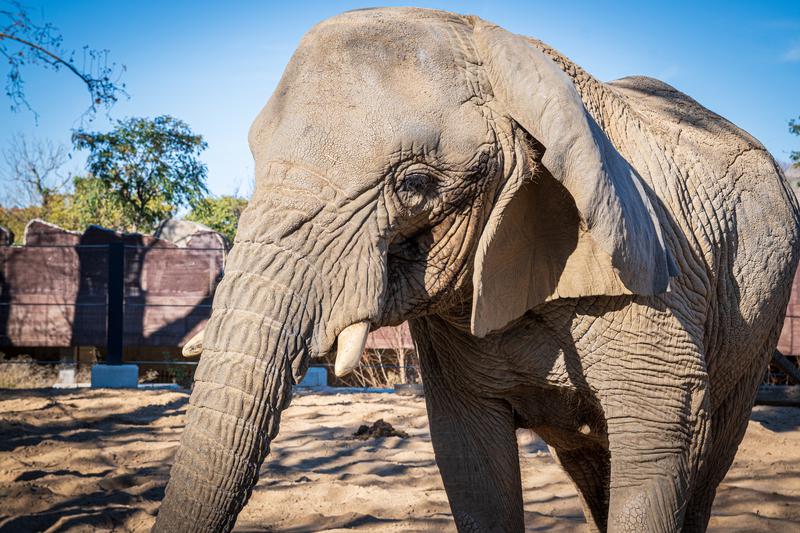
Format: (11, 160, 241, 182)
(0, 389, 798, 532)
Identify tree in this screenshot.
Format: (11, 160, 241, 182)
(0, 204, 39, 243)
(0, 0, 126, 117)
(0, 174, 131, 243)
(791, 117, 800, 168)
(47, 175, 126, 231)
(185, 195, 248, 243)
(2, 135, 71, 208)
(72, 115, 209, 233)
(0, 135, 71, 242)
(69, 175, 126, 230)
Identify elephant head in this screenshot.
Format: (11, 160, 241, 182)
(155, 8, 673, 532)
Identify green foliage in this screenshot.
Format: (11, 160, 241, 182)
(0, 205, 40, 243)
(50, 175, 128, 231)
(186, 195, 248, 243)
(72, 116, 208, 233)
(0, 175, 130, 242)
(791, 117, 800, 168)
(36, 191, 80, 231)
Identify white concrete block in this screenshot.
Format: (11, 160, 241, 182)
(57, 367, 76, 386)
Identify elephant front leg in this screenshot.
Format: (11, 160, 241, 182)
(422, 369, 523, 532)
(411, 316, 524, 532)
(603, 367, 710, 533)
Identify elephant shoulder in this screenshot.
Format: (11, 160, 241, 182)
(607, 76, 757, 148)
(607, 76, 788, 195)
(608, 76, 685, 100)
(611, 77, 800, 298)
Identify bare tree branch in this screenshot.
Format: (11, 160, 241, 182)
(2, 135, 71, 207)
(0, 32, 90, 85)
(0, 0, 126, 119)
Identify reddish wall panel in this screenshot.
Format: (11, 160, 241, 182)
(0, 243, 223, 349)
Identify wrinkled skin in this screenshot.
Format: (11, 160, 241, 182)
(154, 8, 800, 533)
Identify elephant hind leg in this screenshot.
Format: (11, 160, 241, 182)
(550, 444, 610, 532)
(681, 395, 751, 532)
(683, 346, 775, 531)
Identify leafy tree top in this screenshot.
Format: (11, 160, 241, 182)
(791, 117, 800, 168)
(72, 115, 208, 233)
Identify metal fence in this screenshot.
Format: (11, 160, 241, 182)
(0, 241, 420, 387)
(0, 243, 224, 358)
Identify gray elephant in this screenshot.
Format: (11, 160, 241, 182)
(154, 8, 800, 533)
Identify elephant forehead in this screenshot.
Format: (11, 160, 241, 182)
(301, 9, 472, 98)
(248, 11, 491, 196)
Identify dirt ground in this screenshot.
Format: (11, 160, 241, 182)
(0, 389, 798, 532)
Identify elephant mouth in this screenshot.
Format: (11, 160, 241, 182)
(388, 226, 430, 263)
(184, 319, 374, 378)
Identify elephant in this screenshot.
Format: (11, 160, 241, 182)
(154, 7, 800, 533)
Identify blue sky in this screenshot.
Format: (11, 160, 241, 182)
(2, 1, 799, 198)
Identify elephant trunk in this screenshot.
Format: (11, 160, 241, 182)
(153, 244, 317, 532)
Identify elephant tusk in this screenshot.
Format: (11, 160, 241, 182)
(182, 329, 205, 357)
(334, 321, 370, 377)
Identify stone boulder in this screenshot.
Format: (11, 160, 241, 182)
(0, 225, 13, 246)
(23, 219, 81, 246)
(154, 219, 228, 250)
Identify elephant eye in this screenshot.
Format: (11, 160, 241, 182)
(396, 172, 435, 210)
(398, 173, 433, 195)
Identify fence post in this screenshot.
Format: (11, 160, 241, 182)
(106, 242, 124, 365)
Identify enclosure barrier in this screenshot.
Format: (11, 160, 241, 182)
(0, 240, 797, 397)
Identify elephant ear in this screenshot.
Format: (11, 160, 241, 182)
(470, 21, 676, 338)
